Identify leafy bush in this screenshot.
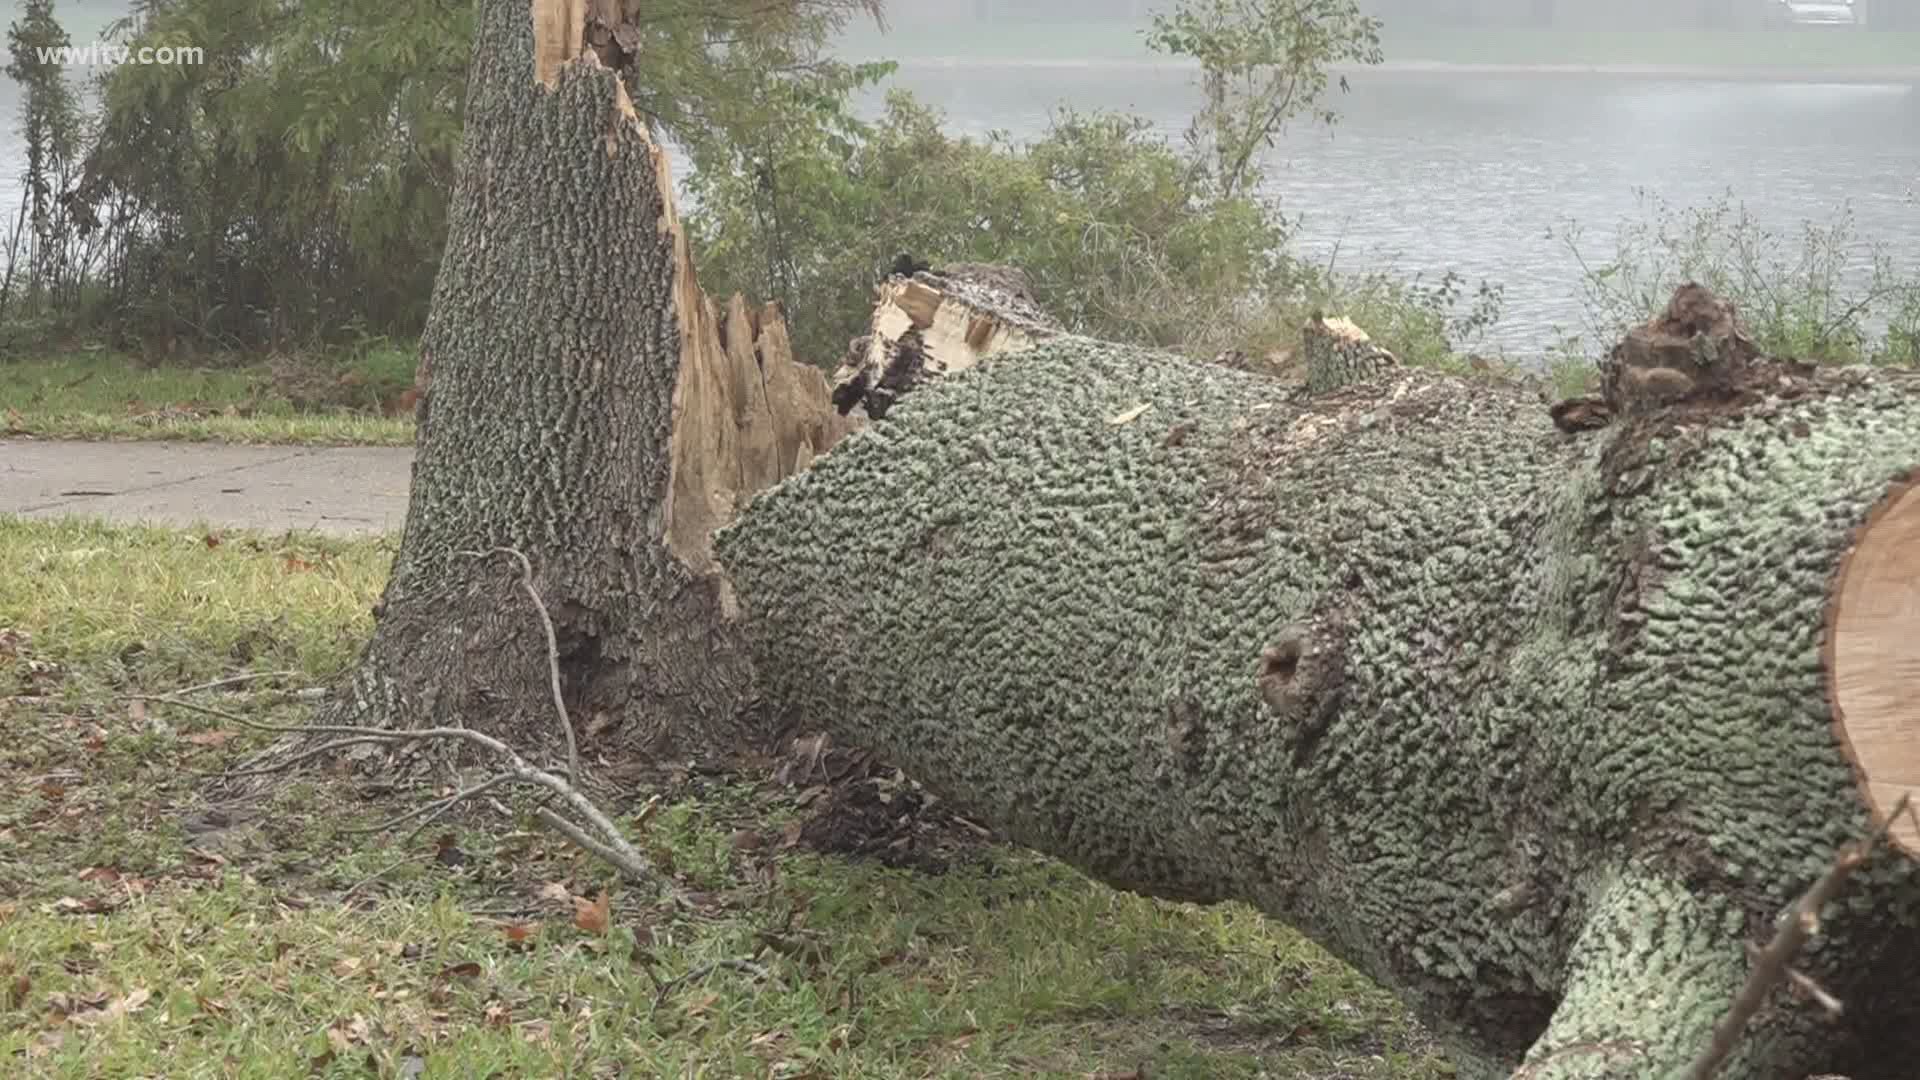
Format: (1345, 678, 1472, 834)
(65, 0, 468, 351)
(1551, 189, 1920, 367)
(685, 90, 1296, 367)
(681, 0, 1515, 373)
(61, 0, 885, 352)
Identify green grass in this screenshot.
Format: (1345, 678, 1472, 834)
(1, 351, 417, 446)
(834, 21, 1920, 70)
(0, 517, 1447, 1077)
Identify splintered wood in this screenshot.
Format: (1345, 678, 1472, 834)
(833, 266, 1061, 418)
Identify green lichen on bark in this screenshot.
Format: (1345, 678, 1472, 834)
(716, 337, 1920, 1076)
(1515, 869, 1744, 1078)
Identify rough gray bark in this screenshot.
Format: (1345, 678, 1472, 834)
(717, 285, 1920, 1077)
(324, 0, 853, 761)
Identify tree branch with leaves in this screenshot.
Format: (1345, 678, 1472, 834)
(1146, 0, 1382, 201)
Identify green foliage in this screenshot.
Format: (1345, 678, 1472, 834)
(66, 0, 886, 352)
(1551, 189, 1920, 367)
(686, 90, 1296, 367)
(71, 0, 469, 349)
(681, 1, 1506, 373)
(1243, 264, 1506, 370)
(4, 0, 88, 318)
(1145, 0, 1383, 199)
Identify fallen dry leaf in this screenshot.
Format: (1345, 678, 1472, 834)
(438, 961, 482, 979)
(52, 895, 115, 915)
(325, 1014, 370, 1054)
(572, 890, 611, 936)
(24, 1028, 63, 1058)
(76, 867, 122, 885)
(47, 989, 109, 1018)
(331, 956, 364, 978)
(183, 730, 237, 747)
(67, 987, 151, 1026)
(1106, 402, 1152, 425)
(501, 922, 535, 946)
(518, 1018, 553, 1046)
(536, 881, 572, 904)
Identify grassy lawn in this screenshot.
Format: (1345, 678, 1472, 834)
(0, 517, 1446, 1078)
(834, 21, 1920, 69)
(1, 352, 416, 446)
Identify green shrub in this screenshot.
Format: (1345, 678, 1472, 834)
(686, 91, 1298, 367)
(1551, 189, 1920, 367)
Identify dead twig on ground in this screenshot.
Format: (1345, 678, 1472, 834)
(155, 547, 669, 898)
(168, 670, 300, 696)
(202, 713, 677, 896)
(341, 855, 417, 900)
(651, 957, 780, 1012)
(1684, 793, 1916, 1080)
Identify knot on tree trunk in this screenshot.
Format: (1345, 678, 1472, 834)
(1600, 283, 1762, 415)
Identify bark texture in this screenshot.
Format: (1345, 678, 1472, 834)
(330, 0, 853, 760)
(717, 287, 1920, 1076)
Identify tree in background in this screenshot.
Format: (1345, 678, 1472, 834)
(71, 0, 469, 352)
(3, 0, 85, 319)
(65, 0, 883, 352)
(1145, 0, 1383, 200)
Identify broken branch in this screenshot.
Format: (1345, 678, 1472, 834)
(1685, 793, 1915, 1080)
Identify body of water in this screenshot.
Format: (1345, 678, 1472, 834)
(865, 64, 1920, 357)
(5, 56, 1915, 357)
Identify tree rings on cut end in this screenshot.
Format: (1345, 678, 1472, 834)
(1826, 471, 1920, 857)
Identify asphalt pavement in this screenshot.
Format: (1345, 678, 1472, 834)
(0, 439, 414, 536)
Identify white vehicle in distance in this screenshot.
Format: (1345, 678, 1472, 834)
(1779, 0, 1860, 27)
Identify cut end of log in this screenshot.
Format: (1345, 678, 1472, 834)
(1312, 316, 1372, 345)
(1827, 471, 1920, 857)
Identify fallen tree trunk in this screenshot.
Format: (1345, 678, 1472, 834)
(717, 283, 1920, 1078)
(265, 2, 1919, 1070)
